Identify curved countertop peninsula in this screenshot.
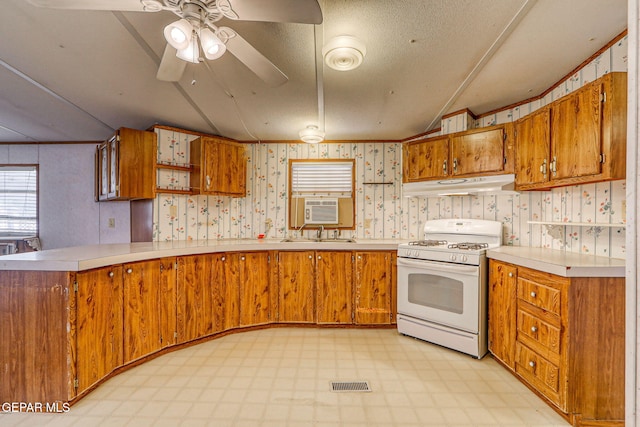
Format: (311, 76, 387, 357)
(0, 238, 407, 271)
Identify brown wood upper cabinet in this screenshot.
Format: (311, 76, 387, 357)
(95, 127, 157, 201)
(190, 136, 247, 197)
(402, 123, 513, 183)
(515, 72, 626, 190)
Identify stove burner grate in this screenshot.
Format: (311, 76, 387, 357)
(447, 242, 489, 250)
(408, 239, 447, 247)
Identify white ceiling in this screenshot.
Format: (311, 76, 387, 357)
(0, 0, 628, 143)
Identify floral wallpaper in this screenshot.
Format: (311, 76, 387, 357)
(152, 35, 627, 259)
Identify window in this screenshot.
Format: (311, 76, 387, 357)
(0, 166, 38, 237)
(289, 159, 355, 229)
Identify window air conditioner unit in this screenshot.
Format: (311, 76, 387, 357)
(304, 198, 339, 224)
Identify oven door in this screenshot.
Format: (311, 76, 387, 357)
(397, 257, 482, 333)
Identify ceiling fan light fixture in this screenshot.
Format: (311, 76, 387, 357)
(322, 35, 366, 71)
(164, 18, 193, 50)
(299, 125, 325, 143)
(200, 28, 227, 60)
(176, 36, 200, 63)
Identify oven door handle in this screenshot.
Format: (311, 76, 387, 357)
(397, 257, 479, 275)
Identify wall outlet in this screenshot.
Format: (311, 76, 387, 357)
(170, 205, 178, 218)
(364, 218, 372, 229)
(108, 218, 115, 228)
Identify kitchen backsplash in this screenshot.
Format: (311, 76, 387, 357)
(153, 34, 627, 259)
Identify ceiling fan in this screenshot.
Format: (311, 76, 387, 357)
(25, 0, 323, 86)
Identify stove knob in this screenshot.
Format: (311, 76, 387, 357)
(413, 250, 419, 257)
(450, 254, 456, 261)
(461, 255, 468, 262)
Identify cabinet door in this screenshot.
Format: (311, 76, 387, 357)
(75, 266, 123, 394)
(402, 136, 449, 182)
(354, 252, 392, 325)
(515, 108, 550, 187)
(450, 127, 505, 176)
(551, 80, 603, 180)
(107, 134, 119, 199)
(239, 252, 271, 325)
(488, 260, 517, 369)
(96, 143, 110, 201)
(197, 137, 247, 197)
(211, 253, 228, 333)
(123, 259, 163, 362)
(159, 258, 177, 349)
(177, 255, 213, 343)
(220, 253, 240, 330)
(316, 251, 353, 324)
(278, 251, 316, 323)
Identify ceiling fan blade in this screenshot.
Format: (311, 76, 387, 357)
(25, 0, 147, 11)
(157, 44, 187, 82)
(225, 0, 322, 24)
(222, 27, 288, 87)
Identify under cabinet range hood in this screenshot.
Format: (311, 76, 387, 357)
(403, 174, 517, 197)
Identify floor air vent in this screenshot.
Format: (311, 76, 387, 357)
(330, 381, 372, 392)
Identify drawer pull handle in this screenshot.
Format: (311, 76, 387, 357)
(530, 291, 537, 298)
(529, 361, 536, 368)
(508, 272, 513, 277)
(531, 326, 538, 333)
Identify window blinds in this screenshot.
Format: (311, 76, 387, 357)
(291, 161, 353, 196)
(0, 166, 37, 237)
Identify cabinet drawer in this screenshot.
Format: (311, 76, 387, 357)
(517, 308, 561, 356)
(515, 342, 565, 410)
(517, 276, 561, 315)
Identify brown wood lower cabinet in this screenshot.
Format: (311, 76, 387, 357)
(0, 249, 396, 408)
(355, 251, 394, 324)
(123, 258, 176, 363)
(488, 259, 624, 426)
(75, 266, 123, 395)
(277, 251, 316, 322)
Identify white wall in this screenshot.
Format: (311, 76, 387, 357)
(0, 143, 131, 250)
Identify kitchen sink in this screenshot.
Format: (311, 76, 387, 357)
(280, 238, 357, 243)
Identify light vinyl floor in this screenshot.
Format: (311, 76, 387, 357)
(1, 328, 568, 426)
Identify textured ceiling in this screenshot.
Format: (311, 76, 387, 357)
(0, 0, 628, 142)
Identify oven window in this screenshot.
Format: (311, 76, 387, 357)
(407, 273, 463, 314)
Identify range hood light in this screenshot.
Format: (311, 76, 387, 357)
(403, 174, 517, 197)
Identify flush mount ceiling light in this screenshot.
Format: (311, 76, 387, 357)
(299, 125, 325, 143)
(322, 35, 367, 71)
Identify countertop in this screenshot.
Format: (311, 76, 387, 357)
(487, 246, 626, 278)
(0, 239, 408, 272)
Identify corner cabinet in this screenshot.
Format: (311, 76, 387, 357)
(488, 259, 624, 426)
(402, 123, 514, 183)
(515, 72, 627, 190)
(95, 127, 157, 201)
(190, 136, 247, 197)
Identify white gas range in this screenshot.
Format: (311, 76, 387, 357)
(396, 218, 502, 358)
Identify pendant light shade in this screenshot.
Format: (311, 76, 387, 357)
(200, 28, 227, 60)
(176, 36, 200, 63)
(164, 18, 193, 50)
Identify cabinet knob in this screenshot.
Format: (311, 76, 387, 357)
(126, 268, 132, 274)
(508, 272, 513, 277)
(318, 255, 322, 260)
(453, 158, 458, 174)
(531, 326, 538, 333)
(529, 360, 536, 368)
(108, 271, 114, 278)
(241, 256, 245, 261)
(309, 255, 313, 259)
(221, 256, 226, 261)
(442, 159, 448, 174)
(530, 291, 537, 298)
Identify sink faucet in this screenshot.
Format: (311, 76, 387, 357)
(317, 225, 324, 240)
(296, 223, 307, 239)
